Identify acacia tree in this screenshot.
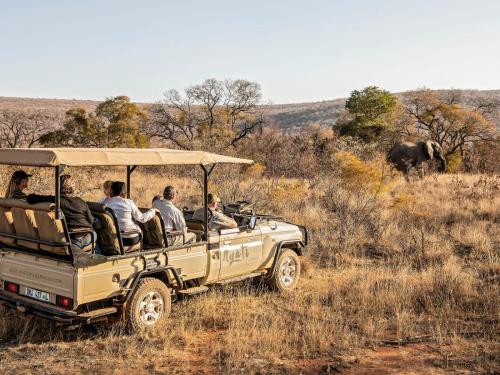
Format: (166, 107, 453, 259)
(0, 109, 61, 148)
(40, 96, 148, 148)
(402, 89, 498, 156)
(144, 79, 263, 150)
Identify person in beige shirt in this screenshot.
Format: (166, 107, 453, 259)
(153, 186, 196, 245)
(193, 193, 237, 232)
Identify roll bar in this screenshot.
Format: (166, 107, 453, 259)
(201, 164, 216, 241)
(44, 162, 217, 242)
(123, 163, 216, 241)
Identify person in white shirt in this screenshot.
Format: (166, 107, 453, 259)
(153, 186, 196, 245)
(105, 181, 157, 246)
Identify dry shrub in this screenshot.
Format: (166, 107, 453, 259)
(272, 179, 309, 207)
(411, 259, 477, 313)
(333, 151, 384, 193)
(320, 154, 391, 261)
(446, 152, 463, 173)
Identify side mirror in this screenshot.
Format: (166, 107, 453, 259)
(248, 214, 257, 230)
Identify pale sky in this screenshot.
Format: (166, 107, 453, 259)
(1, 0, 499, 104)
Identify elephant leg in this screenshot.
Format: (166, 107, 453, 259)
(416, 163, 425, 179)
(403, 165, 411, 182)
(402, 160, 412, 181)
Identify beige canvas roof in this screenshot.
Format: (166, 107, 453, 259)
(0, 148, 253, 167)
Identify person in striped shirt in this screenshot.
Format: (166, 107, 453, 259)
(5, 170, 32, 200)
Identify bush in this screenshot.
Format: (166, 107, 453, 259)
(446, 152, 462, 173)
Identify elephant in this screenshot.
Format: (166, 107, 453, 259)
(387, 141, 447, 177)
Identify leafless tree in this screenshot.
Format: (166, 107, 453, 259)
(144, 79, 264, 150)
(0, 109, 61, 148)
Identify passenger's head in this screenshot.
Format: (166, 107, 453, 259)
(60, 175, 74, 195)
(207, 193, 220, 208)
(110, 181, 126, 198)
(103, 180, 113, 197)
(11, 170, 32, 190)
(163, 186, 176, 201)
(5, 170, 32, 198)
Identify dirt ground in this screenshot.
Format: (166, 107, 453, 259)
(0, 324, 480, 375)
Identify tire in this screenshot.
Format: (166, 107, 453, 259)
(267, 249, 301, 292)
(126, 277, 171, 331)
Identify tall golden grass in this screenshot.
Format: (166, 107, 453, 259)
(0, 163, 498, 374)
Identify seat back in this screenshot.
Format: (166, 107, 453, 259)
(88, 202, 121, 256)
(0, 206, 16, 246)
(137, 209, 165, 249)
(0, 198, 70, 255)
(34, 210, 68, 255)
(88, 202, 141, 255)
(186, 219, 204, 232)
(11, 206, 39, 250)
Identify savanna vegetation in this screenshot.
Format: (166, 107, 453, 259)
(0, 82, 498, 374)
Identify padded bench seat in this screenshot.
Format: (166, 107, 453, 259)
(0, 198, 92, 256)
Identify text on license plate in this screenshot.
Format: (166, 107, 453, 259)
(25, 288, 50, 302)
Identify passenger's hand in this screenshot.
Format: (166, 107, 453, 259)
(152, 208, 160, 213)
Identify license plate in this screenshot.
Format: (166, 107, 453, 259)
(25, 287, 50, 302)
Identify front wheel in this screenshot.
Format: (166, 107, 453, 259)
(126, 277, 171, 331)
(267, 249, 301, 292)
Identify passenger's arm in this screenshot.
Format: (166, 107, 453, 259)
(130, 200, 155, 223)
(26, 194, 55, 204)
(175, 210, 188, 234)
(226, 216, 238, 229)
(212, 212, 238, 229)
(84, 203, 96, 228)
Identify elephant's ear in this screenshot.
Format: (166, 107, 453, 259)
(423, 141, 434, 160)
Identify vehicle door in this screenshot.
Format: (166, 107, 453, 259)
(218, 226, 263, 280)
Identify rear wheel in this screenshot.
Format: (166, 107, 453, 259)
(126, 277, 171, 331)
(267, 249, 301, 292)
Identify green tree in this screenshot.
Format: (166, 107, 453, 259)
(337, 86, 398, 142)
(40, 96, 148, 148)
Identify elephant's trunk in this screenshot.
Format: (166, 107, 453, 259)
(438, 157, 447, 172)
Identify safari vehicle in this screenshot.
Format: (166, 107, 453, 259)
(0, 148, 307, 330)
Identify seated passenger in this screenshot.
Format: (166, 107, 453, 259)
(105, 181, 157, 246)
(152, 186, 196, 245)
(98, 180, 113, 204)
(27, 175, 99, 252)
(192, 193, 237, 232)
(5, 170, 32, 200)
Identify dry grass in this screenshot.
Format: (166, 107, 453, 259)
(0, 167, 498, 374)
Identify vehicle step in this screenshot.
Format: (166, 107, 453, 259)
(78, 307, 117, 319)
(177, 286, 209, 295)
(216, 271, 266, 285)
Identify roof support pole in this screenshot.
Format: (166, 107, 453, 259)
(200, 164, 216, 241)
(55, 165, 65, 219)
(126, 165, 137, 199)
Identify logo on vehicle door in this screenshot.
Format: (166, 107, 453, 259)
(222, 247, 250, 266)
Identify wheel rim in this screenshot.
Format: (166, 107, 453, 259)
(280, 256, 297, 287)
(139, 291, 164, 326)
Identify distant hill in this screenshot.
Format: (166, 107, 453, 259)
(263, 89, 500, 129)
(1, 89, 499, 130)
